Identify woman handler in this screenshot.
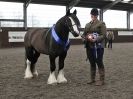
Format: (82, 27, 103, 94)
(82, 8, 107, 86)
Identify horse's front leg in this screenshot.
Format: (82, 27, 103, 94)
(47, 55, 57, 85)
(57, 52, 67, 83)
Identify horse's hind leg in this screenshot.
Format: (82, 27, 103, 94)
(57, 52, 67, 83)
(24, 47, 33, 79)
(30, 49, 40, 77)
(24, 47, 40, 79)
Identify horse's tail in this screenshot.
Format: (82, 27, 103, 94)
(24, 48, 27, 68)
(24, 47, 28, 69)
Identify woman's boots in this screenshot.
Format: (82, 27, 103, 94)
(95, 69, 105, 86)
(88, 69, 105, 86)
(87, 70, 96, 84)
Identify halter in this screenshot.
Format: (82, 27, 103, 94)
(51, 25, 70, 51)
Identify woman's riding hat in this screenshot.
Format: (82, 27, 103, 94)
(90, 8, 98, 16)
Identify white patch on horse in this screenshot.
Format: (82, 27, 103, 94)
(47, 71, 57, 85)
(24, 59, 33, 79)
(69, 17, 79, 34)
(57, 69, 67, 83)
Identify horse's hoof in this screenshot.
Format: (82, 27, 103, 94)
(47, 81, 57, 85)
(57, 76, 67, 84)
(57, 80, 67, 84)
(57, 70, 67, 84)
(47, 72, 57, 85)
(24, 75, 33, 79)
(24, 70, 33, 79)
(57, 77, 67, 83)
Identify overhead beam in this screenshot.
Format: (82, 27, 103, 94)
(99, 9, 103, 21)
(24, 0, 32, 29)
(102, 0, 122, 13)
(0, 19, 24, 22)
(23, 3, 27, 29)
(67, 0, 80, 11)
(130, 9, 133, 14)
(26, 0, 32, 8)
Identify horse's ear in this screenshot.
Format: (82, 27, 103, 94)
(73, 9, 77, 15)
(66, 9, 70, 16)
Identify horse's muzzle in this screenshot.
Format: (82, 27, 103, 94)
(72, 31, 79, 37)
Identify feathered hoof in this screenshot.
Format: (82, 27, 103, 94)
(24, 75, 33, 79)
(47, 72, 57, 85)
(57, 72, 67, 84)
(58, 80, 67, 84)
(57, 79, 67, 84)
(47, 81, 57, 85)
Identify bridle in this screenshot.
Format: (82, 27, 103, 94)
(65, 16, 79, 35)
(65, 16, 85, 39)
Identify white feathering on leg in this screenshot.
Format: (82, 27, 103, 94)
(47, 71, 57, 85)
(57, 69, 67, 83)
(24, 59, 33, 79)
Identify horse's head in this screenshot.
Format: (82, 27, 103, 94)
(65, 9, 81, 37)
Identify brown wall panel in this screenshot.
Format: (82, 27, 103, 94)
(113, 30, 133, 43)
(0, 27, 26, 48)
(0, 28, 133, 48)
